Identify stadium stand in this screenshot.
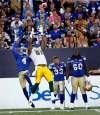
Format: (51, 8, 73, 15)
(0, 0, 100, 49)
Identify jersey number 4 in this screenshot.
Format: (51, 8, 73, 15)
(22, 58, 27, 64)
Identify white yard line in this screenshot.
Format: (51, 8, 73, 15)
(95, 109, 100, 113)
(0, 109, 100, 114)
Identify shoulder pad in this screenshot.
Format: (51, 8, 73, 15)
(82, 56, 87, 61)
(61, 62, 66, 66)
(49, 63, 54, 69)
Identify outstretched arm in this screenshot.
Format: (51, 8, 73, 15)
(40, 35, 47, 50)
(28, 27, 35, 55)
(28, 37, 33, 55)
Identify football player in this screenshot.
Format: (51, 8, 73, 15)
(12, 38, 35, 108)
(49, 56, 66, 109)
(67, 50, 89, 109)
(28, 35, 55, 107)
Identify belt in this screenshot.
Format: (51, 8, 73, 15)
(38, 64, 47, 67)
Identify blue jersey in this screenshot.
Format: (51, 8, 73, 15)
(50, 29, 61, 40)
(12, 43, 31, 72)
(49, 62, 66, 81)
(67, 56, 87, 77)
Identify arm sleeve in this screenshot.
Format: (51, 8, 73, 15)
(62, 62, 67, 74)
(12, 43, 19, 60)
(48, 64, 53, 71)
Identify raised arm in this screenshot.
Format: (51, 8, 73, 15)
(28, 37, 33, 55)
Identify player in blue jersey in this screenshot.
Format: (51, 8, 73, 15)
(49, 56, 66, 109)
(12, 38, 35, 108)
(67, 50, 89, 109)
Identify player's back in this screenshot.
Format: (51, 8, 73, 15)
(16, 54, 31, 72)
(12, 43, 31, 72)
(30, 46, 47, 66)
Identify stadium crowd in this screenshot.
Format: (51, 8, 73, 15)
(0, 0, 100, 49)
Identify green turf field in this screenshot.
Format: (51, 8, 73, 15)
(0, 109, 100, 115)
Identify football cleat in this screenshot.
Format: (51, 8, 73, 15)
(50, 101, 55, 110)
(29, 100, 35, 108)
(60, 103, 64, 110)
(69, 103, 74, 110)
(50, 104, 55, 110)
(84, 103, 88, 110)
